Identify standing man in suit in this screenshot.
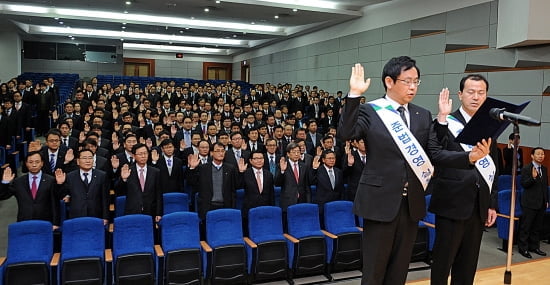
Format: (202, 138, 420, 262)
(429, 74, 498, 284)
(55, 149, 109, 225)
(0, 151, 60, 228)
(342, 139, 367, 201)
(518, 147, 548, 258)
(151, 139, 185, 193)
(26, 129, 76, 176)
(275, 142, 317, 212)
(118, 143, 163, 222)
(225, 132, 250, 168)
(313, 150, 343, 225)
(241, 150, 275, 218)
(187, 142, 245, 220)
(338, 58, 490, 285)
(502, 133, 524, 175)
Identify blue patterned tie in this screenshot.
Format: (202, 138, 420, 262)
(50, 154, 56, 172)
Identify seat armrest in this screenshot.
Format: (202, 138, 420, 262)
(496, 213, 519, 221)
(284, 233, 299, 243)
(243, 237, 257, 248)
(154, 245, 164, 257)
(0, 256, 5, 266)
(421, 221, 435, 228)
(50, 252, 60, 266)
(200, 241, 213, 252)
(321, 230, 337, 239)
(105, 249, 113, 262)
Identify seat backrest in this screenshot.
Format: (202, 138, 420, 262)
(115, 196, 126, 217)
(248, 206, 284, 243)
(163, 193, 189, 215)
(113, 214, 154, 259)
(498, 189, 522, 216)
(206, 209, 243, 248)
(6, 220, 53, 265)
(61, 217, 105, 263)
(498, 175, 513, 191)
(161, 212, 200, 253)
(324, 201, 359, 235)
(287, 203, 322, 239)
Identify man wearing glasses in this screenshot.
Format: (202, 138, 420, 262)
(25, 129, 76, 176)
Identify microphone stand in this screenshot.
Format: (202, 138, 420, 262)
(504, 122, 520, 284)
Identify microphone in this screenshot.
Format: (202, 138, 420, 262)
(489, 108, 541, 126)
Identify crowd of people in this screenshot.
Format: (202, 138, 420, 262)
(0, 55, 548, 285)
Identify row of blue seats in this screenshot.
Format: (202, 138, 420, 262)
(0, 202, 363, 285)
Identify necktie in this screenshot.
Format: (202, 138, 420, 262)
(269, 156, 276, 174)
(83, 172, 89, 184)
(328, 168, 335, 189)
(236, 150, 241, 159)
(256, 170, 263, 193)
(167, 158, 172, 167)
(139, 168, 145, 192)
(293, 163, 300, 183)
(252, 143, 256, 151)
(397, 106, 408, 128)
(63, 138, 68, 146)
(31, 175, 38, 199)
(129, 157, 134, 164)
(361, 155, 366, 164)
(202, 158, 207, 164)
(50, 154, 56, 172)
(538, 166, 542, 177)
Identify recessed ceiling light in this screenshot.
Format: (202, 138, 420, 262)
(185, 27, 190, 30)
(54, 17, 59, 20)
(71, 37, 75, 40)
(125, 1, 131, 5)
(293, 8, 298, 12)
(122, 26, 126, 29)
(204, 8, 210, 12)
(120, 38, 124, 41)
(274, 15, 279, 19)
(179, 30, 184, 33)
(232, 34, 237, 38)
(190, 17, 195, 20)
(216, 0, 221, 3)
(251, 22, 255, 25)
(122, 22, 127, 25)
(124, 10, 128, 14)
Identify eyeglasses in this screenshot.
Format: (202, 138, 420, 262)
(251, 157, 264, 160)
(395, 78, 421, 87)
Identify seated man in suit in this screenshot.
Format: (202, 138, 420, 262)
(241, 150, 275, 219)
(117, 143, 163, 222)
(187, 142, 246, 220)
(0, 151, 60, 229)
(151, 139, 185, 193)
(55, 149, 109, 225)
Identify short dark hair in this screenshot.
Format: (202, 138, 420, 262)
(531, 147, 544, 155)
(286, 142, 299, 153)
(459, 74, 489, 92)
(381, 56, 420, 91)
(131, 143, 148, 155)
(77, 148, 94, 158)
(508, 133, 519, 140)
(25, 151, 43, 163)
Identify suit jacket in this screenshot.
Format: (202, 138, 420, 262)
(61, 169, 109, 219)
(151, 155, 185, 193)
(0, 173, 60, 225)
(339, 97, 471, 222)
(14, 102, 32, 134)
(116, 165, 163, 217)
(61, 136, 79, 152)
(313, 166, 344, 206)
(188, 162, 239, 219)
(274, 159, 315, 211)
(224, 148, 251, 168)
(503, 147, 524, 175)
(428, 110, 498, 221)
(241, 167, 275, 216)
(23, 146, 77, 176)
(5, 108, 18, 138)
(0, 114, 11, 147)
(342, 150, 366, 201)
(520, 163, 549, 210)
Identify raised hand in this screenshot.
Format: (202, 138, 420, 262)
(188, 153, 200, 169)
(437, 87, 452, 123)
(79, 131, 86, 143)
(170, 125, 177, 137)
(55, 169, 66, 184)
(151, 149, 160, 162)
(28, 140, 42, 152)
(349, 63, 371, 95)
(316, 146, 323, 157)
(2, 167, 15, 183)
(312, 156, 321, 169)
(237, 158, 248, 172)
(64, 149, 74, 163)
(120, 164, 131, 180)
(145, 138, 153, 149)
(279, 157, 288, 172)
(180, 139, 187, 151)
(347, 152, 355, 166)
(469, 138, 492, 163)
(111, 155, 120, 169)
(532, 166, 539, 178)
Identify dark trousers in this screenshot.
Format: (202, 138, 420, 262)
(519, 206, 546, 251)
(430, 212, 483, 285)
(361, 197, 417, 285)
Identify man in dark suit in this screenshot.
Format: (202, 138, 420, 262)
(519, 147, 548, 258)
(3, 99, 18, 140)
(12, 91, 32, 139)
(0, 151, 60, 228)
(0, 104, 11, 149)
(263, 138, 281, 177)
(224, 132, 251, 168)
(339, 58, 489, 285)
(429, 74, 498, 284)
(305, 119, 322, 154)
(55, 149, 109, 225)
(58, 121, 79, 152)
(275, 142, 317, 212)
(25, 129, 76, 176)
(313, 150, 343, 225)
(342, 139, 367, 201)
(502, 133, 524, 175)
(241, 150, 275, 218)
(187, 142, 245, 220)
(151, 139, 185, 193)
(117, 143, 163, 222)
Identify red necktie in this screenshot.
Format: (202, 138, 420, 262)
(139, 168, 145, 192)
(293, 163, 300, 184)
(31, 176, 38, 199)
(256, 170, 263, 193)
